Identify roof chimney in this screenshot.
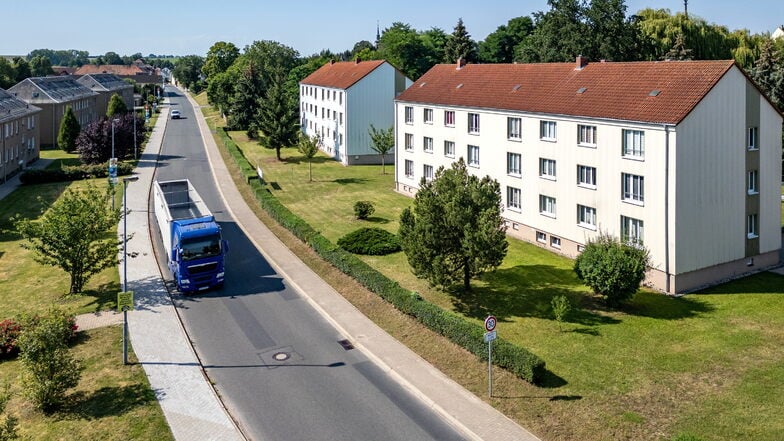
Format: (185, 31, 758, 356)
(576, 55, 588, 70)
(355, 57, 361, 64)
(457, 58, 467, 69)
(330, 59, 335, 65)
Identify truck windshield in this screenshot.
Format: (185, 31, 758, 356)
(180, 235, 221, 261)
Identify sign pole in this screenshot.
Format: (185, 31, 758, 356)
(117, 291, 134, 365)
(123, 309, 128, 365)
(488, 339, 493, 397)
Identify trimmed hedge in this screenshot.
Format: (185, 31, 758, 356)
(338, 227, 401, 255)
(227, 133, 546, 384)
(218, 128, 258, 183)
(20, 162, 134, 185)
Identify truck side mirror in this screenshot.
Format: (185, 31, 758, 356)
(222, 240, 229, 254)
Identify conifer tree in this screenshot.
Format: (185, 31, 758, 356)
(444, 18, 477, 63)
(57, 106, 80, 152)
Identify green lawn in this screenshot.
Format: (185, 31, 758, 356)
(0, 150, 171, 439)
(232, 130, 784, 441)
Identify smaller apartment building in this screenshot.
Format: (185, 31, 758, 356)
(76, 73, 134, 116)
(300, 60, 411, 165)
(8, 76, 98, 148)
(395, 59, 782, 294)
(0, 89, 41, 181)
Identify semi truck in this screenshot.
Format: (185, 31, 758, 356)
(153, 179, 227, 293)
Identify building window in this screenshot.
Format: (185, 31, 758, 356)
(577, 205, 597, 229)
(507, 117, 522, 140)
(467, 145, 480, 166)
(536, 231, 547, 243)
(747, 213, 759, 238)
(405, 159, 414, 178)
(444, 140, 455, 157)
(468, 113, 480, 134)
(621, 215, 644, 245)
(444, 110, 455, 127)
(748, 127, 759, 150)
(622, 173, 644, 204)
(424, 164, 434, 181)
(577, 165, 597, 188)
(578, 124, 597, 146)
(424, 108, 433, 124)
(539, 195, 556, 217)
(405, 133, 414, 151)
(507, 186, 521, 211)
(539, 158, 556, 179)
(339, 92, 343, 105)
(622, 129, 645, 159)
(340, 113, 343, 125)
(540, 120, 557, 141)
(748, 170, 759, 194)
(405, 106, 414, 124)
(507, 152, 522, 176)
(423, 137, 433, 153)
(550, 236, 561, 249)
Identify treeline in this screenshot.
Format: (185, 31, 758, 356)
(171, 1, 783, 143)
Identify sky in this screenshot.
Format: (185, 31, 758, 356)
(1, 1, 782, 58)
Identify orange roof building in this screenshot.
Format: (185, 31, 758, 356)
(395, 58, 782, 293)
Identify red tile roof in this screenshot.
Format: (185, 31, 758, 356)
(74, 64, 145, 76)
(396, 60, 738, 125)
(300, 60, 386, 90)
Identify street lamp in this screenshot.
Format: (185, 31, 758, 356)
(133, 109, 137, 160)
(121, 175, 139, 366)
(110, 118, 120, 210)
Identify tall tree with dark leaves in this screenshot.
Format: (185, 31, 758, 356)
(29, 56, 53, 77)
(257, 70, 299, 160)
(444, 18, 477, 63)
(172, 55, 205, 92)
(57, 106, 80, 152)
(751, 39, 784, 109)
(518, 0, 587, 63)
(399, 158, 508, 292)
(202, 41, 240, 80)
(0, 57, 15, 89)
(377, 22, 432, 79)
(12, 57, 30, 82)
(662, 32, 694, 60)
(585, 0, 645, 61)
(230, 61, 264, 137)
(479, 16, 534, 63)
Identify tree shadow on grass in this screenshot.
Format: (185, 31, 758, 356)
(364, 216, 390, 224)
(80, 282, 121, 312)
(333, 177, 369, 185)
(618, 290, 714, 320)
(282, 156, 332, 165)
(62, 384, 157, 419)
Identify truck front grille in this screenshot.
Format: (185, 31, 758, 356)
(188, 262, 218, 275)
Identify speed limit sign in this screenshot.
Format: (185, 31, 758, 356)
(484, 315, 497, 332)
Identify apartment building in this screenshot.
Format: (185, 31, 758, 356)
(300, 59, 411, 165)
(76, 73, 134, 116)
(0, 88, 41, 181)
(394, 58, 782, 293)
(8, 76, 98, 148)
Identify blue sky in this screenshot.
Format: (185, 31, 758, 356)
(2, 1, 782, 57)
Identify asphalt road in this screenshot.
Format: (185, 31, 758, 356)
(152, 87, 468, 441)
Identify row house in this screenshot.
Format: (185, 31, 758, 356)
(76, 73, 135, 116)
(8, 76, 98, 148)
(300, 59, 411, 165)
(394, 58, 782, 294)
(0, 88, 41, 181)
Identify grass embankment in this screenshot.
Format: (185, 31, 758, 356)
(0, 150, 172, 439)
(195, 91, 784, 441)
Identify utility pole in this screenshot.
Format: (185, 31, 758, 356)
(684, 0, 689, 19)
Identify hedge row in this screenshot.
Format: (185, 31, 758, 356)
(224, 133, 546, 383)
(217, 129, 258, 183)
(20, 162, 134, 185)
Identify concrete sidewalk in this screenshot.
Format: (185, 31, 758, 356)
(0, 157, 52, 201)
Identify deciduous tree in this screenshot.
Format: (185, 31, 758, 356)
(202, 41, 240, 80)
(106, 93, 128, 116)
(297, 133, 320, 182)
(399, 158, 508, 292)
(368, 124, 394, 174)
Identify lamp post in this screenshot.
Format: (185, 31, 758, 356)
(110, 118, 120, 210)
(121, 175, 139, 365)
(133, 109, 137, 160)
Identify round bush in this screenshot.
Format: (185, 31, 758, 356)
(353, 201, 375, 220)
(337, 227, 401, 255)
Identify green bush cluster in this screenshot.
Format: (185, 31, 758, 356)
(19, 162, 134, 185)
(219, 135, 546, 383)
(218, 129, 258, 183)
(337, 227, 401, 255)
(353, 200, 375, 220)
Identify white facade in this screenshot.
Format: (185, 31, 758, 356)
(394, 64, 782, 294)
(300, 61, 411, 166)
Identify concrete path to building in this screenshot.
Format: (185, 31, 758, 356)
(0, 157, 52, 201)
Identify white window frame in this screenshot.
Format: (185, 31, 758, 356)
(423, 164, 434, 181)
(540, 120, 557, 141)
(748, 127, 759, 150)
(404, 133, 414, 151)
(424, 108, 433, 124)
(578, 124, 597, 147)
(747, 213, 759, 238)
(507, 152, 522, 176)
(444, 140, 455, 158)
(467, 145, 480, 167)
(444, 110, 455, 127)
(404, 159, 414, 178)
(577, 165, 597, 188)
(577, 205, 597, 230)
(539, 195, 556, 218)
(621, 215, 644, 245)
(622, 173, 644, 205)
(468, 113, 480, 134)
(536, 231, 547, 243)
(404, 106, 414, 124)
(550, 236, 561, 249)
(507, 117, 522, 141)
(622, 129, 645, 159)
(423, 136, 433, 153)
(747, 170, 759, 194)
(539, 158, 556, 180)
(506, 186, 522, 211)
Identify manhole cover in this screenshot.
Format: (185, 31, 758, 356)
(272, 352, 290, 361)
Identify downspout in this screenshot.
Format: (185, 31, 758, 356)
(664, 124, 672, 293)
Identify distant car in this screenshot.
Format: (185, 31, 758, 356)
(171, 110, 181, 119)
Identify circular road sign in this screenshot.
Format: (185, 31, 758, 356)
(484, 315, 497, 332)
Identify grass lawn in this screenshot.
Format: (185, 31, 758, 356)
(216, 112, 784, 441)
(0, 149, 171, 439)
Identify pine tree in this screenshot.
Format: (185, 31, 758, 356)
(444, 18, 477, 63)
(663, 32, 693, 60)
(57, 106, 80, 152)
(256, 71, 299, 160)
(106, 93, 128, 116)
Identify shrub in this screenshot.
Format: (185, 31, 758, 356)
(574, 233, 650, 307)
(338, 227, 401, 255)
(0, 320, 21, 359)
(353, 201, 375, 220)
(551, 295, 571, 331)
(19, 162, 133, 185)
(17, 308, 81, 412)
(0, 382, 19, 441)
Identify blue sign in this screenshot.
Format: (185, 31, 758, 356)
(108, 158, 118, 184)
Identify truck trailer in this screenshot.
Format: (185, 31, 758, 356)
(153, 179, 227, 292)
